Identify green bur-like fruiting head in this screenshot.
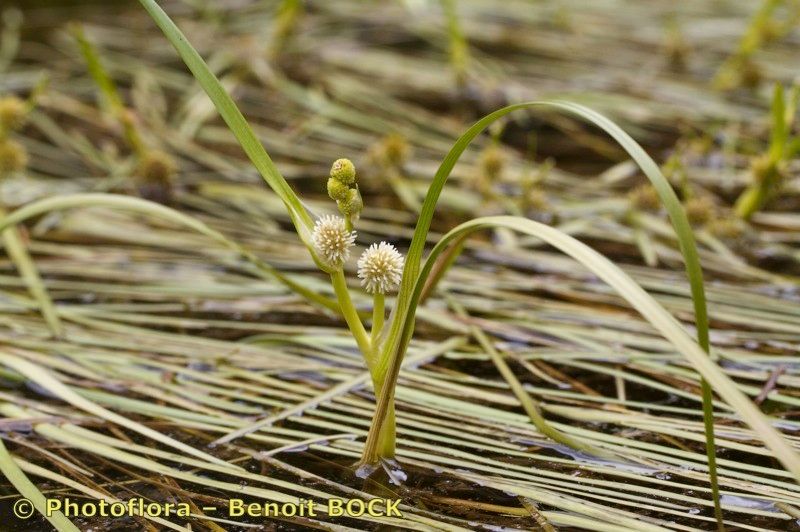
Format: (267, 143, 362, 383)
(135, 150, 177, 204)
(327, 158, 362, 218)
(707, 216, 745, 240)
(379, 134, 410, 167)
(0, 96, 27, 132)
(628, 183, 661, 211)
(684, 196, 715, 225)
(479, 146, 505, 180)
(137, 150, 176, 184)
(330, 158, 356, 186)
(327, 177, 349, 201)
(338, 187, 363, 217)
(0, 140, 29, 175)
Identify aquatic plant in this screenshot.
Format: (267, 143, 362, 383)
(73, 24, 178, 203)
(1, 3, 800, 528)
(114, 3, 800, 519)
(734, 83, 800, 219)
(713, 0, 793, 91)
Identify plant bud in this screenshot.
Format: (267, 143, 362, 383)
(0, 96, 27, 132)
(684, 196, 714, 225)
(479, 146, 505, 181)
(136, 150, 176, 204)
(380, 133, 410, 167)
(0, 139, 28, 175)
(137, 150, 176, 184)
(338, 187, 363, 217)
(327, 177, 349, 201)
(628, 184, 660, 211)
(707, 216, 745, 239)
(330, 158, 356, 185)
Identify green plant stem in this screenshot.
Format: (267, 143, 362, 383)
(370, 370, 396, 460)
(735, 180, 771, 219)
(371, 293, 385, 345)
(441, 0, 469, 86)
(330, 274, 395, 460)
(330, 270, 371, 364)
(700, 378, 724, 531)
(735, 83, 791, 220)
(72, 24, 145, 156)
(734, 183, 765, 219)
(712, 0, 782, 90)
(268, 0, 302, 59)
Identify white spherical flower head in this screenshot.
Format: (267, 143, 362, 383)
(312, 215, 356, 267)
(358, 242, 404, 294)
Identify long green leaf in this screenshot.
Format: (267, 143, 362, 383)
(382, 101, 709, 377)
(375, 100, 719, 521)
(364, 216, 800, 485)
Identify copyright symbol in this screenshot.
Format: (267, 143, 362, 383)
(13, 498, 34, 519)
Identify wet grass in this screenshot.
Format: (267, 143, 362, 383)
(0, 0, 799, 530)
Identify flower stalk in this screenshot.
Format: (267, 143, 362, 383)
(313, 160, 405, 462)
(135, 13, 781, 523)
(734, 83, 799, 219)
(330, 269, 371, 364)
(371, 293, 385, 345)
